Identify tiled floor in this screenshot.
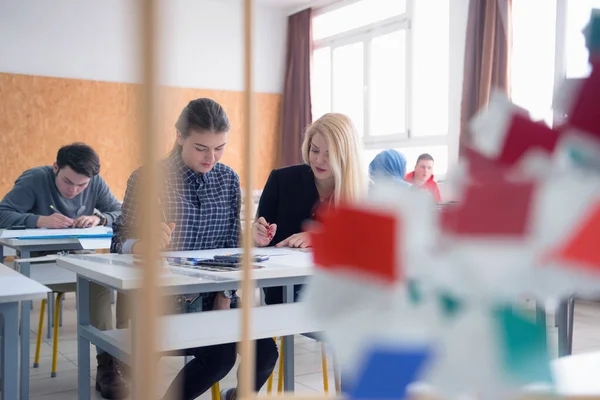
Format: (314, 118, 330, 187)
(19, 296, 600, 399)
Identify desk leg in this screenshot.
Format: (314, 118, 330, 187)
(47, 293, 53, 339)
(1, 303, 18, 400)
(282, 285, 295, 392)
(77, 276, 92, 400)
(18, 249, 31, 400)
(557, 299, 570, 357)
(567, 297, 575, 355)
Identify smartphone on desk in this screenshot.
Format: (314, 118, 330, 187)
(214, 254, 270, 263)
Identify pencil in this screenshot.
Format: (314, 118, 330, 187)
(49, 205, 63, 215)
(158, 198, 168, 222)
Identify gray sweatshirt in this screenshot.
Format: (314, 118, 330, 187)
(0, 166, 122, 229)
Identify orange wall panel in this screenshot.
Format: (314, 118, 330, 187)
(0, 73, 281, 199)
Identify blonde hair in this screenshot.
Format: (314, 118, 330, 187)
(301, 113, 365, 204)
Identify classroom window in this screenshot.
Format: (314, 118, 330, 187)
(511, 0, 600, 124)
(311, 0, 451, 176)
(332, 41, 365, 136)
(566, 0, 600, 78)
(312, 0, 407, 40)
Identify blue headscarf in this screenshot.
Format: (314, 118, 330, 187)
(369, 149, 409, 183)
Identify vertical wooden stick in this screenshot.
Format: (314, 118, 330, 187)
(240, 0, 256, 398)
(134, 0, 163, 398)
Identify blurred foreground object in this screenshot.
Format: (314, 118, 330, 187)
(302, 11, 600, 400)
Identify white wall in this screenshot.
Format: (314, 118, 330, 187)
(0, 0, 288, 93)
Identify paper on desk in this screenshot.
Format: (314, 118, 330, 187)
(79, 238, 112, 250)
(0, 226, 111, 239)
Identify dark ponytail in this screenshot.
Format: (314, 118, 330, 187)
(171, 98, 231, 155)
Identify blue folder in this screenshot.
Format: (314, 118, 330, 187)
(16, 233, 113, 240)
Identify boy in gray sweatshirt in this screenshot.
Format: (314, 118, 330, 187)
(0, 143, 129, 399)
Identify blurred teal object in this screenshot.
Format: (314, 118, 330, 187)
(493, 306, 553, 385)
(407, 280, 422, 305)
(438, 292, 462, 318)
(585, 9, 600, 53)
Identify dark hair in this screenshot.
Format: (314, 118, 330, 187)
(56, 143, 100, 177)
(172, 98, 231, 154)
(416, 153, 434, 164)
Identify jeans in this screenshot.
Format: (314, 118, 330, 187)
(263, 285, 303, 305)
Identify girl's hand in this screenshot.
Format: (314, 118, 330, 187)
(253, 217, 276, 247)
(275, 232, 311, 249)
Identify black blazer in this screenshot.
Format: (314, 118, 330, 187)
(256, 164, 319, 246)
(257, 164, 319, 305)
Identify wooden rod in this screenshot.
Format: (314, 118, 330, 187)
(239, 0, 257, 398)
(134, 0, 163, 398)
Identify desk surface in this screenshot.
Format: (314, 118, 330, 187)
(0, 263, 50, 303)
(552, 350, 600, 395)
(57, 247, 313, 291)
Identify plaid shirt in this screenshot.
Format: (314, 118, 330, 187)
(111, 152, 241, 311)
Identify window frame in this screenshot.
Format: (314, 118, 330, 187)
(311, 0, 451, 179)
(552, 0, 569, 127)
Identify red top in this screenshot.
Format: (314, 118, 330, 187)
(405, 171, 441, 202)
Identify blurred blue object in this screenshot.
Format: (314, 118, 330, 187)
(347, 345, 431, 400)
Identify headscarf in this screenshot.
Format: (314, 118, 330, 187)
(369, 149, 410, 184)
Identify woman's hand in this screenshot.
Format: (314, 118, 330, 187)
(253, 217, 277, 247)
(275, 232, 311, 249)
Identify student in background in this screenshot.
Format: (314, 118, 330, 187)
(0, 143, 126, 399)
(111, 98, 277, 400)
(253, 113, 364, 305)
(369, 149, 412, 187)
(405, 153, 441, 202)
(0, 143, 121, 228)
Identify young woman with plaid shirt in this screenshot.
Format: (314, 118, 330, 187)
(111, 98, 278, 400)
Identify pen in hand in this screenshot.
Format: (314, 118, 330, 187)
(49, 205, 62, 215)
(45, 205, 74, 229)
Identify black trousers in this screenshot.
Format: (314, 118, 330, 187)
(162, 338, 278, 400)
(263, 285, 303, 305)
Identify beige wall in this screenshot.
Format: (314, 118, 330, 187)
(0, 73, 281, 199)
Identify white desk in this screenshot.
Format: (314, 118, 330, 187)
(552, 350, 600, 395)
(0, 264, 50, 400)
(57, 248, 314, 400)
(102, 303, 318, 362)
(406, 351, 600, 398)
(0, 234, 111, 400)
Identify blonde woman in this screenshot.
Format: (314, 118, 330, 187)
(253, 113, 364, 304)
